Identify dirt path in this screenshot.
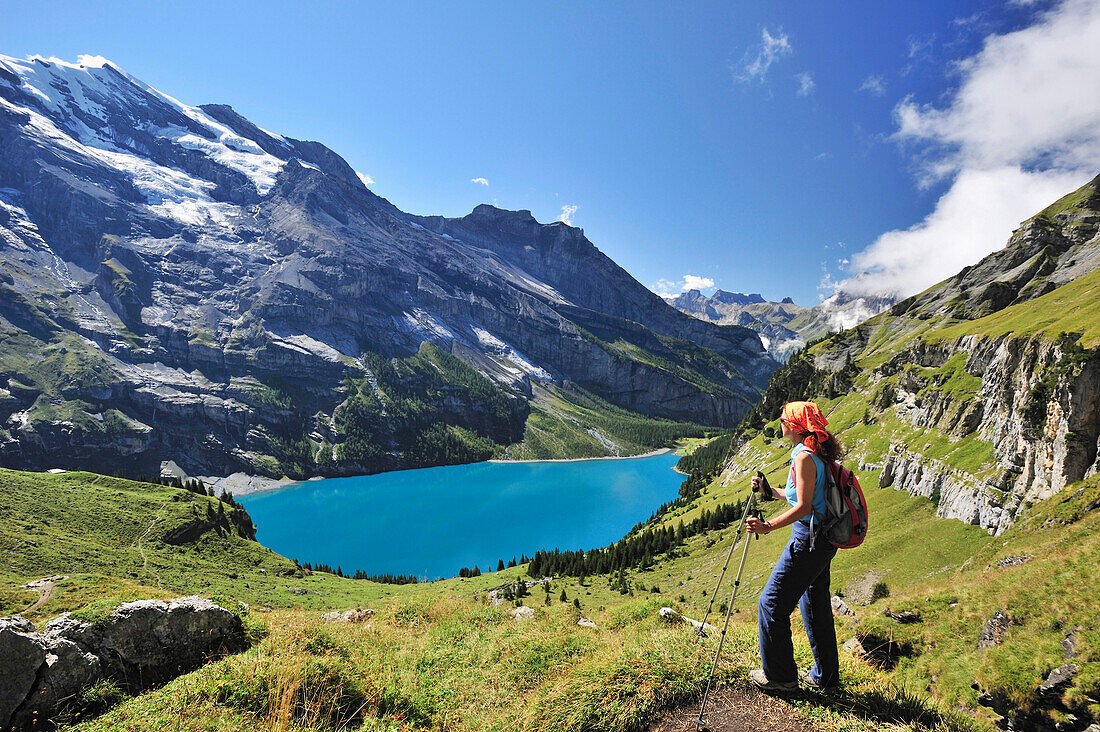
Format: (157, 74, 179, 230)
(648, 685, 809, 732)
(134, 502, 168, 589)
(20, 575, 67, 614)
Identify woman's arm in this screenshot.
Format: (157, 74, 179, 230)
(747, 453, 816, 534)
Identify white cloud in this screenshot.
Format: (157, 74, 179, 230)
(557, 204, 578, 225)
(907, 34, 936, 59)
(796, 72, 815, 96)
(356, 171, 374, 186)
(653, 275, 716, 299)
(845, 168, 1085, 297)
(739, 28, 792, 82)
(840, 0, 1100, 299)
(471, 177, 489, 186)
(683, 274, 716, 290)
(857, 74, 886, 96)
(952, 13, 984, 29)
(75, 54, 113, 68)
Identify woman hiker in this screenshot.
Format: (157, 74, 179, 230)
(745, 400, 842, 692)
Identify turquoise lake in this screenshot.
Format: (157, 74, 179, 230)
(238, 452, 684, 580)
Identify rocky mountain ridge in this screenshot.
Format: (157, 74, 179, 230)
(669, 288, 895, 362)
(0, 54, 775, 477)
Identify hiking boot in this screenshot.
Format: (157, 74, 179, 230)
(749, 669, 798, 693)
(800, 670, 840, 692)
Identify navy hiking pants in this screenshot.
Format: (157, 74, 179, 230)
(757, 521, 839, 687)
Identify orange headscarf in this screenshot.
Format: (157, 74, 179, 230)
(781, 401, 830, 453)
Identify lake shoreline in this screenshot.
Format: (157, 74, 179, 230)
(198, 447, 681, 498)
(488, 447, 672, 465)
(232, 450, 686, 580)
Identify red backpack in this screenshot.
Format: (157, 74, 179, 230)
(818, 462, 868, 549)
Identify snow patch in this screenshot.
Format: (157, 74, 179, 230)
(471, 326, 552, 381)
(397, 309, 459, 342)
(293, 158, 321, 172)
(75, 55, 114, 69)
(268, 333, 347, 362)
(2, 54, 287, 200)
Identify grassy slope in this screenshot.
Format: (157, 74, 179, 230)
(2, 465, 963, 732)
(0, 469, 404, 619)
(931, 266, 1100, 348)
(504, 384, 713, 460)
(856, 473, 1100, 722)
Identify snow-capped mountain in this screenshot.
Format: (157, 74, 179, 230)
(0, 55, 776, 476)
(669, 288, 895, 361)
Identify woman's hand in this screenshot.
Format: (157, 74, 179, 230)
(750, 474, 762, 493)
(746, 516, 771, 534)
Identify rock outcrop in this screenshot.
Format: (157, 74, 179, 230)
(0, 597, 248, 730)
(877, 333, 1100, 534)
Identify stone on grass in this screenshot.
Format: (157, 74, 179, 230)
(321, 609, 376, 623)
(658, 607, 716, 634)
(576, 617, 597, 629)
(509, 606, 536, 621)
(977, 610, 1013, 649)
(842, 637, 866, 656)
(884, 609, 921, 624)
(831, 596, 856, 617)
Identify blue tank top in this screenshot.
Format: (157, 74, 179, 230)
(786, 443, 827, 525)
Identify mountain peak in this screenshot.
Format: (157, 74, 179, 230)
(468, 204, 538, 223)
(711, 290, 765, 306)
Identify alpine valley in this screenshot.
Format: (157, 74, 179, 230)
(4, 52, 1100, 732)
(0, 55, 774, 480)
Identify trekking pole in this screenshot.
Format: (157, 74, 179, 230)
(694, 490, 764, 732)
(695, 470, 772, 635)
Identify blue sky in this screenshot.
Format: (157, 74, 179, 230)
(5, 1, 1099, 305)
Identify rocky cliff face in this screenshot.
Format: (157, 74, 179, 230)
(0, 55, 775, 477)
(876, 334, 1100, 534)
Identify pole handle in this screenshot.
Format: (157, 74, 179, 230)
(755, 470, 775, 501)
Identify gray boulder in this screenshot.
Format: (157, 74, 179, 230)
(43, 596, 246, 689)
(17, 636, 101, 725)
(0, 617, 45, 729)
(978, 609, 1013, 649)
(1, 596, 248, 730)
